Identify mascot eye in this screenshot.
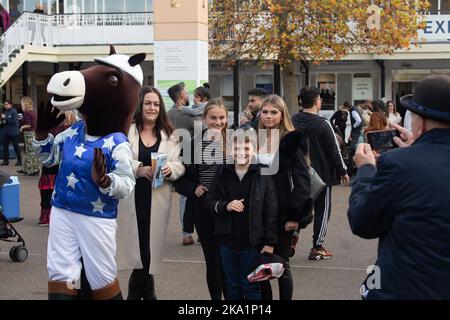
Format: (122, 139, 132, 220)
(107, 75, 119, 86)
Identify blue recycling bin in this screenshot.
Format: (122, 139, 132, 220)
(0, 176, 20, 220)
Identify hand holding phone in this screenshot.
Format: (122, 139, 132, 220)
(366, 130, 400, 152)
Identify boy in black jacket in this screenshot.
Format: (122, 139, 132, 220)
(206, 133, 278, 300)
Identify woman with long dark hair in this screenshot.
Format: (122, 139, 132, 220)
(117, 86, 185, 300)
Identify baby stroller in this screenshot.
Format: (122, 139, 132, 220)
(0, 169, 28, 262)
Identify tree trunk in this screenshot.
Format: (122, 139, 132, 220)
(282, 61, 299, 117)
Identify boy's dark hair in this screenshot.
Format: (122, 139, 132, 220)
(299, 87, 320, 109)
(167, 82, 185, 103)
(248, 88, 268, 98)
(4, 99, 12, 105)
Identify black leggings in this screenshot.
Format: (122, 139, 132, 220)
(194, 197, 225, 300)
(261, 228, 294, 300)
(40, 189, 52, 210)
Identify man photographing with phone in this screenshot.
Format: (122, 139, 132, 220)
(347, 75, 450, 299)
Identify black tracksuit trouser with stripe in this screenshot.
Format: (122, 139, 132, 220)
(313, 186, 332, 248)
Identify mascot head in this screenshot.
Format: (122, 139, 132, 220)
(47, 45, 146, 136)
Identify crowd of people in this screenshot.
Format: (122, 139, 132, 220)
(111, 83, 349, 300)
(3, 73, 450, 300)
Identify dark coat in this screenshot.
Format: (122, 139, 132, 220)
(292, 112, 347, 185)
(274, 130, 313, 227)
(206, 164, 278, 248)
(3, 108, 20, 136)
(348, 128, 450, 299)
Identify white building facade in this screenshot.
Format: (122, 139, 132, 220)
(0, 0, 450, 118)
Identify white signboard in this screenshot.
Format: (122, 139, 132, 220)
(154, 40, 208, 107)
(353, 78, 373, 101)
(418, 15, 450, 42)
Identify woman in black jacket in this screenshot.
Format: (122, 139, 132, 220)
(258, 94, 313, 300)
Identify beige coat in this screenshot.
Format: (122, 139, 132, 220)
(116, 123, 185, 275)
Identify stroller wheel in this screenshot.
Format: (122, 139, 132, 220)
(9, 246, 19, 261)
(10, 245, 28, 262)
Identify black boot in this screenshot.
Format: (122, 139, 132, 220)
(143, 274, 157, 300)
(110, 292, 124, 300)
(127, 269, 146, 300)
(48, 293, 79, 300)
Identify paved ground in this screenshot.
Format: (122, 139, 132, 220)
(0, 163, 378, 300)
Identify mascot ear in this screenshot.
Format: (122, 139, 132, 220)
(109, 44, 116, 55)
(129, 53, 146, 67)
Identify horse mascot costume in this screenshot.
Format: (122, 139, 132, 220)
(33, 45, 146, 300)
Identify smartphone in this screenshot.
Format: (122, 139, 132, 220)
(366, 130, 400, 152)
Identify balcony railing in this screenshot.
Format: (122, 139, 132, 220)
(0, 12, 154, 65)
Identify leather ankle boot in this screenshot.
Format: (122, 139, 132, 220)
(127, 269, 146, 300)
(143, 274, 157, 300)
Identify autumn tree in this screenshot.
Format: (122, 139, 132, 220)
(209, 0, 429, 114)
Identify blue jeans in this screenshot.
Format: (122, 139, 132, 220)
(220, 245, 261, 300)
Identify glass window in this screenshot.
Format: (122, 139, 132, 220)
(24, 0, 36, 11)
(105, 0, 124, 12)
(222, 75, 233, 96)
(66, 0, 81, 13)
(317, 73, 336, 111)
(83, 0, 96, 13)
(9, 0, 23, 20)
(255, 74, 273, 94)
(441, 0, 450, 13)
(428, 0, 438, 14)
(41, 0, 51, 14)
(126, 0, 144, 12)
(48, 0, 59, 14)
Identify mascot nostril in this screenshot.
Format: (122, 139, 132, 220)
(33, 45, 146, 300)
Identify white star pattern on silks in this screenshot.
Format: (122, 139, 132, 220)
(91, 197, 106, 214)
(66, 173, 79, 189)
(65, 127, 78, 140)
(102, 136, 116, 151)
(74, 144, 87, 159)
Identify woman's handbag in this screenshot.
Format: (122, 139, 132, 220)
(309, 167, 326, 200)
(288, 166, 326, 200)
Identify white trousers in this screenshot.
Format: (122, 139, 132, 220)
(47, 206, 117, 290)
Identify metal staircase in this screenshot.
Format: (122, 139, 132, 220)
(0, 11, 154, 84)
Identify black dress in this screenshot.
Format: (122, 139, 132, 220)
(134, 135, 160, 271)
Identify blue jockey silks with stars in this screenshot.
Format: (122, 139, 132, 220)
(34, 120, 133, 219)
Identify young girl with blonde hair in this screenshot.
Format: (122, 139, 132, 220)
(175, 97, 229, 300)
(258, 94, 312, 300)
